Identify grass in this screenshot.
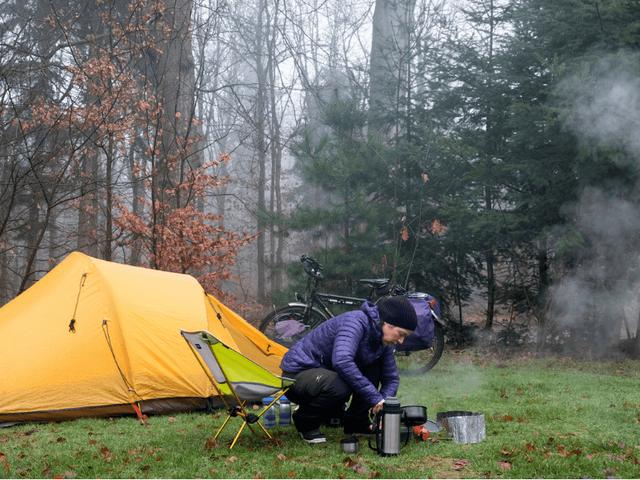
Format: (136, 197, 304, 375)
(1, 353, 639, 478)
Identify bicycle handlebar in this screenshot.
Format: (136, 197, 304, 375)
(300, 254, 324, 279)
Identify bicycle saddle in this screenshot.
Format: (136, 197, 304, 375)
(358, 278, 389, 288)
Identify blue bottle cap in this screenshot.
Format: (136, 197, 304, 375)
(262, 396, 274, 403)
(280, 396, 289, 402)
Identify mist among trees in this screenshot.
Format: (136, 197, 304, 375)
(1, 0, 639, 356)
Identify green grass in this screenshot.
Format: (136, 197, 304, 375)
(1, 354, 639, 478)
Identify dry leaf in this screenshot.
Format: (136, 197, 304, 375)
(497, 461, 512, 471)
(168, 416, 176, 423)
(500, 448, 514, 457)
(0, 452, 9, 474)
(401, 226, 409, 242)
(369, 471, 381, 479)
(205, 437, 218, 450)
(100, 446, 112, 462)
(343, 457, 357, 468)
(453, 459, 468, 471)
(277, 453, 287, 461)
(227, 456, 238, 463)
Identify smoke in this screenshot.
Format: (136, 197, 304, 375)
(549, 52, 640, 354)
(562, 52, 640, 159)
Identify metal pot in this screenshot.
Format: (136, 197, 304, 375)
(402, 405, 427, 426)
(340, 436, 359, 454)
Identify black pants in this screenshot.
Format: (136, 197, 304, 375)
(284, 360, 382, 433)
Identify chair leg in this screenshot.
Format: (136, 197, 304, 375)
(214, 414, 233, 440)
(229, 422, 248, 449)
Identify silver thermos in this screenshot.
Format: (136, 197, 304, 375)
(371, 396, 402, 456)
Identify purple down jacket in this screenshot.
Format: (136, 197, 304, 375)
(280, 301, 398, 406)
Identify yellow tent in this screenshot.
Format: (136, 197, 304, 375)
(0, 252, 286, 423)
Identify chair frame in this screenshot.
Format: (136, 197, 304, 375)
(181, 330, 291, 449)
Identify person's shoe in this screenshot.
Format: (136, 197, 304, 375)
(299, 428, 327, 444)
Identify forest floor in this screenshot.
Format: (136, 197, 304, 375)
(1, 353, 639, 478)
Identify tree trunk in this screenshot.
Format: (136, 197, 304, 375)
(255, 0, 268, 302)
(368, 0, 416, 139)
(267, 0, 283, 293)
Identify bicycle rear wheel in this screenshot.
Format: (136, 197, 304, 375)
(395, 323, 445, 375)
(259, 305, 329, 347)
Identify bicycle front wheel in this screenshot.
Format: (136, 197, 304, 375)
(395, 323, 445, 375)
(259, 305, 329, 347)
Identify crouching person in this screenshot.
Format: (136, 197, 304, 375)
(280, 296, 418, 444)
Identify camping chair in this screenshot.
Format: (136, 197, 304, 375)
(181, 330, 294, 449)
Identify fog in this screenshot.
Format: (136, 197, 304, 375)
(549, 52, 640, 352)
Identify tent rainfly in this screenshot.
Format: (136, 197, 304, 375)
(0, 252, 286, 423)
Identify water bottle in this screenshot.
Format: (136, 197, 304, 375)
(279, 396, 291, 426)
(262, 396, 277, 428)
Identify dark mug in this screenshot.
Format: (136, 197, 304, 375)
(340, 436, 359, 454)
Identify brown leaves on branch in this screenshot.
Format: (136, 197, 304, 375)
(115, 154, 253, 301)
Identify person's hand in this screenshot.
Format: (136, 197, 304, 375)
(370, 400, 384, 415)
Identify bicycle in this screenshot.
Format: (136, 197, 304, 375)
(259, 255, 446, 374)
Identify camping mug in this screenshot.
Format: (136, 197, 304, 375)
(340, 436, 359, 454)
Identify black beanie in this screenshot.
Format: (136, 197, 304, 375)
(377, 296, 418, 331)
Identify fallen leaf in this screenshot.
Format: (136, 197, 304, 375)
(369, 471, 381, 478)
(287, 471, 296, 478)
(353, 464, 367, 475)
(100, 446, 112, 462)
(61, 471, 77, 479)
(56, 437, 66, 443)
(343, 457, 357, 468)
(0, 436, 8, 444)
(502, 415, 514, 422)
(253, 471, 264, 479)
(277, 453, 287, 461)
(453, 459, 468, 471)
(500, 448, 514, 457)
(524, 442, 536, 452)
(0, 452, 9, 474)
(497, 461, 512, 471)
(42, 464, 52, 477)
(227, 456, 238, 463)
(586, 453, 595, 460)
(168, 416, 176, 423)
(343, 457, 367, 474)
(88, 439, 97, 446)
(205, 437, 218, 450)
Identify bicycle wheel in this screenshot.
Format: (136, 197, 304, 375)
(259, 305, 329, 347)
(395, 323, 445, 375)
